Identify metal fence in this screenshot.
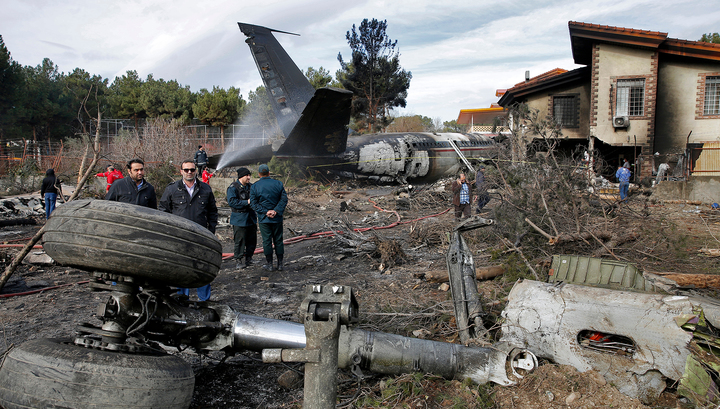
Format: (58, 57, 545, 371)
(0, 121, 269, 176)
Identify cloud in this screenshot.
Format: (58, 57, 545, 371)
(1, 0, 716, 122)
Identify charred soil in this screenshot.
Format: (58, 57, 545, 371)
(1, 181, 716, 408)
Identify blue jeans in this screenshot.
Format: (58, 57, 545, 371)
(44, 193, 57, 219)
(177, 285, 211, 301)
(619, 182, 629, 201)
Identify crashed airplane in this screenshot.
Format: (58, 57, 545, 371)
(212, 23, 497, 183)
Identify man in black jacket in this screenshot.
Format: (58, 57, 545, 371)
(106, 158, 157, 209)
(40, 169, 61, 219)
(227, 167, 257, 269)
(159, 160, 218, 301)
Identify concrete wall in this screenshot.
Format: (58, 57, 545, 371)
(652, 176, 720, 203)
(592, 43, 656, 147)
(524, 82, 591, 140)
(655, 59, 720, 154)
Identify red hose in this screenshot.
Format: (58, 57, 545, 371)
(222, 206, 451, 260)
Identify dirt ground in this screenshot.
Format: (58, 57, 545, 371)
(1, 181, 715, 408)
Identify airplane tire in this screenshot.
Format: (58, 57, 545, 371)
(42, 199, 221, 288)
(0, 338, 194, 409)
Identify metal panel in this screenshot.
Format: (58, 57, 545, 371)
(549, 255, 661, 292)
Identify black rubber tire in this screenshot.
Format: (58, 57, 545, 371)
(0, 338, 194, 409)
(42, 199, 221, 288)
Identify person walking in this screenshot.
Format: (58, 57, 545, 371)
(194, 145, 208, 174)
(105, 158, 157, 209)
(227, 167, 257, 269)
(475, 166, 490, 214)
(451, 173, 473, 221)
(250, 164, 288, 271)
(159, 160, 218, 301)
(95, 165, 124, 193)
(40, 169, 61, 219)
(616, 164, 632, 202)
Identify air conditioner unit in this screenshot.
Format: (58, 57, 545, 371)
(613, 116, 629, 128)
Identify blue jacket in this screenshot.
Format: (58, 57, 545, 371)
(250, 176, 288, 224)
(106, 176, 157, 209)
(615, 167, 631, 183)
(227, 181, 257, 227)
(159, 179, 218, 233)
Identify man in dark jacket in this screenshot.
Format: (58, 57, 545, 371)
(250, 164, 288, 271)
(106, 159, 157, 209)
(475, 166, 490, 214)
(227, 167, 257, 269)
(40, 169, 61, 219)
(159, 160, 218, 301)
(194, 145, 208, 174)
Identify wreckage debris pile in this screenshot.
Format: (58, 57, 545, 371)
(0, 198, 45, 218)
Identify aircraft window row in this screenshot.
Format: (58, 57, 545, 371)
(411, 141, 492, 148)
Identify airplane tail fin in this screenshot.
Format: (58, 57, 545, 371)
(238, 23, 316, 138)
(277, 87, 352, 157)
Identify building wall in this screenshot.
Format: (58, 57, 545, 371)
(591, 43, 658, 149)
(652, 177, 720, 203)
(522, 82, 591, 140)
(655, 59, 720, 154)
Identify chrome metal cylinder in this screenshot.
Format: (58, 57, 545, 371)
(232, 313, 306, 351)
(337, 328, 516, 386)
(230, 313, 527, 386)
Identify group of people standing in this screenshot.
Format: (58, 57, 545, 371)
(450, 166, 490, 222)
(227, 164, 288, 272)
(89, 155, 287, 302)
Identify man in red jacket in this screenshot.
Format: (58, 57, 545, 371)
(96, 165, 123, 192)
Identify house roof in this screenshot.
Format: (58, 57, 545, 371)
(569, 21, 667, 65)
(457, 107, 507, 125)
(569, 21, 720, 64)
(660, 38, 720, 62)
(498, 67, 590, 107)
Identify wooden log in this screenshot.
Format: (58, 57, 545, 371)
(425, 265, 506, 283)
(651, 272, 720, 289)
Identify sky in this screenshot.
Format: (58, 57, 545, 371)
(2, 0, 719, 123)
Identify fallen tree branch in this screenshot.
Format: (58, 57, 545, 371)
(502, 237, 539, 280)
(525, 217, 554, 241)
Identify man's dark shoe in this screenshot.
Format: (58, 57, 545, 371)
(262, 263, 275, 271)
(276, 263, 284, 271)
(245, 258, 254, 266)
(235, 259, 245, 270)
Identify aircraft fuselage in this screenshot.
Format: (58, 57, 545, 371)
(275, 132, 495, 183)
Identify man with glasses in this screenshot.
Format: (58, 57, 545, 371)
(159, 160, 218, 301)
(106, 158, 157, 209)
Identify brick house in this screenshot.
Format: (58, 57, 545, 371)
(498, 21, 720, 182)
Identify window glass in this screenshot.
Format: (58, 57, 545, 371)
(704, 76, 720, 116)
(616, 79, 645, 116)
(553, 95, 578, 127)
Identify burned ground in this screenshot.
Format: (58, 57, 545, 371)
(1, 180, 718, 408)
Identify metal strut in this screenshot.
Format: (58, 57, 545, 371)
(448, 140, 475, 173)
